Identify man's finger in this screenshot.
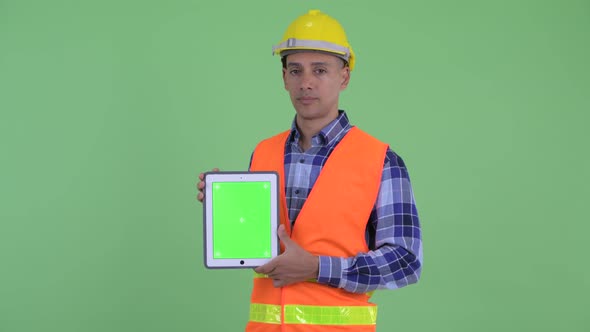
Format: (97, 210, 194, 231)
(254, 259, 278, 274)
(199, 168, 219, 181)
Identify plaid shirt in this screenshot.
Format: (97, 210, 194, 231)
(252, 111, 422, 294)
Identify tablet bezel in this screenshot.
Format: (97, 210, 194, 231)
(203, 171, 279, 268)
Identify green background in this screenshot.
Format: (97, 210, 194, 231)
(1, 0, 588, 331)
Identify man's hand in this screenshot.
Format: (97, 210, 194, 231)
(254, 224, 319, 288)
(196, 168, 220, 203)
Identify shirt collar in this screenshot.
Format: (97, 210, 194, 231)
(289, 110, 352, 147)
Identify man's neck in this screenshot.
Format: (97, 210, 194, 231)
(295, 111, 339, 151)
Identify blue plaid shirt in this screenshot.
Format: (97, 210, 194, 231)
(252, 111, 422, 294)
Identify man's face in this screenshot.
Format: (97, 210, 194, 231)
(282, 52, 350, 123)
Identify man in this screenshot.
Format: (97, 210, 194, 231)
(197, 9, 422, 331)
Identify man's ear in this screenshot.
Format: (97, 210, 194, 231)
(282, 68, 288, 90)
(340, 67, 351, 90)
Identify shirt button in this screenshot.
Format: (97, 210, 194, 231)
(299, 158, 305, 163)
(294, 189, 300, 195)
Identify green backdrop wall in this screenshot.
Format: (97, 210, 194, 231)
(1, 0, 588, 331)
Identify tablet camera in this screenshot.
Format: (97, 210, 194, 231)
(240, 260, 245, 265)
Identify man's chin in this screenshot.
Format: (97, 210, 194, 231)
(294, 108, 320, 119)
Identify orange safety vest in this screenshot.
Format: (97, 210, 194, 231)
(246, 127, 388, 331)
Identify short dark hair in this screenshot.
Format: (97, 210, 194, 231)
(281, 55, 348, 69)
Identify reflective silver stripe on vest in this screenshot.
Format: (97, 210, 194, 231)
(250, 303, 281, 324)
(249, 303, 377, 325)
(272, 38, 350, 59)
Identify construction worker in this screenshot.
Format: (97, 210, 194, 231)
(197, 9, 422, 331)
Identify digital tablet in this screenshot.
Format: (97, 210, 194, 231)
(203, 171, 279, 268)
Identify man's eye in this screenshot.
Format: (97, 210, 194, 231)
(315, 69, 327, 74)
(290, 70, 300, 75)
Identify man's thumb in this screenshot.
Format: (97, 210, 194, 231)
(277, 224, 292, 248)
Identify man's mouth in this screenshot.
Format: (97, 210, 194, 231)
(298, 97, 317, 104)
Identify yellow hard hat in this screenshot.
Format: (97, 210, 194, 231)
(272, 9, 356, 71)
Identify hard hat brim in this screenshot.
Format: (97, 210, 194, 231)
(279, 49, 350, 67)
(272, 38, 350, 61)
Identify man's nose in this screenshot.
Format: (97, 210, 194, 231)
(299, 72, 314, 90)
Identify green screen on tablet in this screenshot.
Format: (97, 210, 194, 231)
(211, 181, 272, 259)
